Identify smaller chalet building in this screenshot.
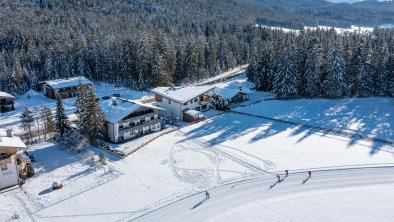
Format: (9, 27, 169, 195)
(40, 76, 91, 99)
(101, 98, 164, 143)
(0, 92, 16, 112)
(215, 87, 251, 105)
(151, 86, 215, 121)
(0, 131, 27, 190)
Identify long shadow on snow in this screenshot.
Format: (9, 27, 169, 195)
(235, 97, 394, 155)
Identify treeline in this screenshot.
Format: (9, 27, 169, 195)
(0, 0, 393, 96)
(247, 27, 394, 99)
(0, 0, 255, 95)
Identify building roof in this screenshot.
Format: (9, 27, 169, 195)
(42, 76, 91, 89)
(0, 92, 16, 99)
(184, 109, 204, 119)
(214, 87, 251, 99)
(0, 136, 27, 150)
(101, 98, 164, 124)
(151, 86, 215, 103)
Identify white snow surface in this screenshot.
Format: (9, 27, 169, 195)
(133, 166, 394, 222)
(1, 76, 394, 222)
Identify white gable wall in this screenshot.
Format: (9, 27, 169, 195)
(155, 96, 210, 120)
(0, 157, 19, 190)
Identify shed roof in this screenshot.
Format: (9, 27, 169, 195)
(214, 87, 251, 99)
(0, 92, 16, 99)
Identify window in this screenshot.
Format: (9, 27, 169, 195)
(168, 100, 171, 104)
(183, 102, 188, 105)
(194, 98, 198, 102)
(202, 105, 207, 110)
(195, 107, 201, 111)
(1, 163, 8, 171)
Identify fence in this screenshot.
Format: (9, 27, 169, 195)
(20, 169, 125, 214)
(231, 110, 394, 149)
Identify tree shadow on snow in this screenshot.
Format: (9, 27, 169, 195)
(180, 97, 393, 156)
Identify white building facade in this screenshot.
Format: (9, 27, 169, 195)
(0, 135, 27, 190)
(151, 86, 215, 121)
(102, 98, 164, 143)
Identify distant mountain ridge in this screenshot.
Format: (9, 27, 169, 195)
(251, 0, 394, 28)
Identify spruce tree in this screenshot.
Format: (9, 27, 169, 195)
(303, 38, 323, 97)
(322, 49, 347, 98)
(81, 85, 106, 141)
(55, 94, 71, 139)
(273, 47, 299, 99)
(357, 47, 374, 97)
(20, 107, 35, 142)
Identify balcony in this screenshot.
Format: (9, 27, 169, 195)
(119, 118, 162, 133)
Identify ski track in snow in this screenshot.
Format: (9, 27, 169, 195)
(131, 166, 394, 222)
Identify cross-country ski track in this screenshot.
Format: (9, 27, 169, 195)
(132, 165, 394, 222)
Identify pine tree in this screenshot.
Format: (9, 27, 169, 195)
(348, 42, 364, 96)
(20, 107, 35, 142)
(387, 55, 394, 97)
(322, 49, 347, 98)
(273, 47, 299, 99)
(303, 38, 323, 97)
(357, 47, 374, 97)
(80, 85, 105, 141)
(55, 94, 71, 139)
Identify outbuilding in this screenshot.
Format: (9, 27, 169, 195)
(40, 76, 91, 99)
(0, 92, 16, 112)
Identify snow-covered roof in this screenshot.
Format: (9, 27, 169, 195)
(184, 110, 204, 119)
(0, 136, 27, 150)
(0, 91, 16, 99)
(101, 98, 164, 124)
(215, 87, 251, 99)
(151, 86, 215, 103)
(42, 76, 91, 89)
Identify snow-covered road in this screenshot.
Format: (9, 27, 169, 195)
(132, 166, 394, 222)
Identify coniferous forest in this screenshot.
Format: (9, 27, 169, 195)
(0, 0, 393, 98)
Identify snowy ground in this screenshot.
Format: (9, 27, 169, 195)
(133, 166, 394, 222)
(235, 97, 394, 152)
(1, 75, 393, 221)
(2, 108, 392, 221)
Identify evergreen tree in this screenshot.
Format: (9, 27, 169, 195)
(357, 47, 374, 97)
(20, 107, 35, 142)
(55, 94, 71, 139)
(303, 38, 323, 97)
(80, 85, 106, 141)
(322, 49, 347, 98)
(273, 47, 299, 99)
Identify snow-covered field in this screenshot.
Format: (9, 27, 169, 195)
(1, 75, 393, 221)
(235, 97, 394, 152)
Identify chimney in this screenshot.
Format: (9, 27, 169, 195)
(6, 128, 13, 137)
(112, 98, 117, 106)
